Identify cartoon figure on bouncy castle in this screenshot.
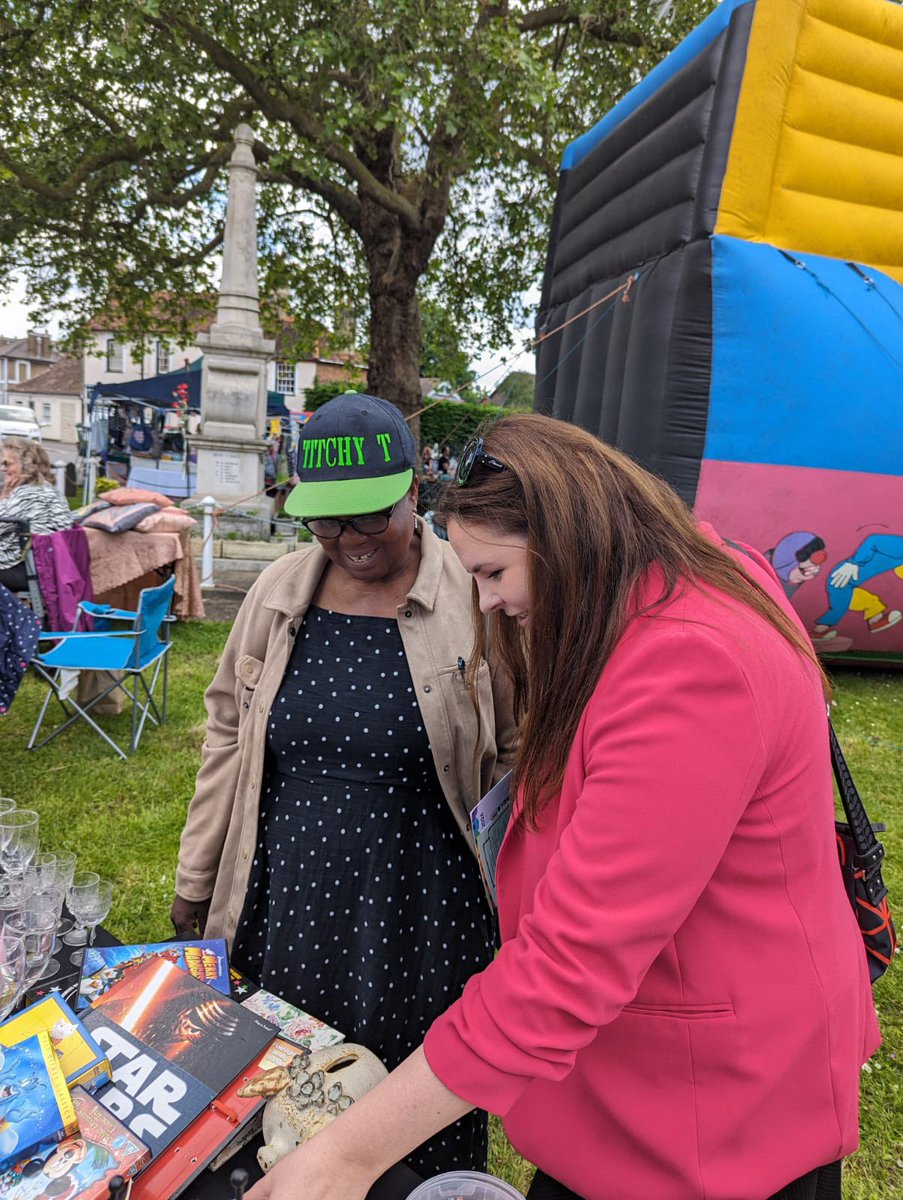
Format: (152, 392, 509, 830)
(811, 534, 903, 647)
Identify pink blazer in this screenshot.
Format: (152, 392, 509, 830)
(425, 535, 880, 1200)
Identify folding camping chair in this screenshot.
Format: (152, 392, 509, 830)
(27, 574, 175, 759)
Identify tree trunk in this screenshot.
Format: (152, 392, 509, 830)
(358, 162, 446, 431)
(366, 260, 423, 422)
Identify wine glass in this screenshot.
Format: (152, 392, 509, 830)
(79, 880, 113, 947)
(0, 810, 39, 879)
(0, 878, 33, 929)
(25, 852, 57, 894)
(4, 911, 55, 992)
(47, 851, 77, 893)
(0, 932, 26, 1021)
(63, 872, 100, 946)
(28, 885, 67, 978)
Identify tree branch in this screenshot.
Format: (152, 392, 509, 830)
(518, 4, 669, 50)
(157, 7, 422, 233)
(254, 140, 362, 232)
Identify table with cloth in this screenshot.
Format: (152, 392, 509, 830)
(84, 526, 205, 620)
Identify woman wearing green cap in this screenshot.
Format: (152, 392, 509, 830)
(172, 393, 515, 1176)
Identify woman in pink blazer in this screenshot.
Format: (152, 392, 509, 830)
(249, 414, 879, 1200)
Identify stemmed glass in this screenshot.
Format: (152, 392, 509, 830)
(6, 911, 58, 991)
(0, 931, 26, 1021)
(0, 878, 33, 929)
(0, 810, 40, 879)
(63, 872, 100, 946)
(78, 880, 113, 947)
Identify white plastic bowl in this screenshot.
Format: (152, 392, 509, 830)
(407, 1171, 526, 1200)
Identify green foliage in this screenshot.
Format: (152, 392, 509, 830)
(420, 400, 506, 451)
(0, 0, 714, 407)
(303, 379, 366, 412)
(491, 370, 536, 411)
(94, 476, 119, 495)
(419, 299, 474, 388)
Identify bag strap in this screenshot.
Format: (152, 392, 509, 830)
(829, 719, 888, 905)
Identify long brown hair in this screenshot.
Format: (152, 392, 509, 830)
(437, 413, 828, 827)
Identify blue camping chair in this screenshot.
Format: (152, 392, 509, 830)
(27, 575, 175, 759)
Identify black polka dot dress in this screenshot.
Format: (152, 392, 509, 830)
(231, 606, 496, 1175)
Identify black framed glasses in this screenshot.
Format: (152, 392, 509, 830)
(456, 437, 507, 487)
(300, 502, 397, 539)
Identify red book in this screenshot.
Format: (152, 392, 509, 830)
(132, 1039, 299, 1200)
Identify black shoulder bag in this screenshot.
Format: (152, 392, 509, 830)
(831, 721, 897, 983)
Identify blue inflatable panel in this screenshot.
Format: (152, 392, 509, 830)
(706, 235, 903, 474)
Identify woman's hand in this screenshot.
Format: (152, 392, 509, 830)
(170, 893, 211, 937)
(246, 1132, 375, 1200)
(247, 1046, 473, 1200)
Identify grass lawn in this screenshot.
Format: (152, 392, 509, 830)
(1, 620, 901, 1196)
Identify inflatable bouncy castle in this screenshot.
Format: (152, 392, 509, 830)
(536, 0, 903, 662)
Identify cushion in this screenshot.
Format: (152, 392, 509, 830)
(70, 500, 111, 525)
(81, 503, 160, 533)
(102, 487, 175, 508)
(134, 509, 197, 533)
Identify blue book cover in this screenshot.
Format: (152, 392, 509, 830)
(77, 939, 229, 1010)
(82, 1008, 214, 1158)
(0, 993, 111, 1092)
(0, 1032, 78, 1169)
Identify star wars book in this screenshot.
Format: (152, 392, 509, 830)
(77, 940, 229, 1011)
(133, 1039, 299, 1200)
(86, 957, 276, 1101)
(0, 993, 111, 1093)
(81, 1008, 214, 1159)
(0, 1084, 151, 1199)
(0, 1032, 78, 1170)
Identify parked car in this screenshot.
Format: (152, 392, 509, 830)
(0, 405, 42, 442)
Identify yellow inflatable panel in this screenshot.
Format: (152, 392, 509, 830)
(716, 0, 903, 283)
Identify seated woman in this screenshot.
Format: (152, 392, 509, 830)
(0, 438, 72, 591)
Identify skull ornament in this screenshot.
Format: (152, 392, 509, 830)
(242, 1044, 388, 1173)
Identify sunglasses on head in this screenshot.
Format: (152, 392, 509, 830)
(300, 501, 398, 539)
(455, 436, 507, 487)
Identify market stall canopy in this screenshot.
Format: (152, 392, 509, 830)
(93, 357, 289, 416)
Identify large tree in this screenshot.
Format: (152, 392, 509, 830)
(0, 1, 711, 414)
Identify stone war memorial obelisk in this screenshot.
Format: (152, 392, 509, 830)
(191, 123, 275, 528)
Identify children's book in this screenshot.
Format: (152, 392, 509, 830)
(87, 958, 276, 1099)
(239, 990, 344, 1052)
(133, 1038, 298, 1200)
(0, 1084, 150, 1199)
(82, 1008, 214, 1159)
(0, 1032, 78, 1170)
(77, 940, 229, 1011)
(0, 993, 111, 1093)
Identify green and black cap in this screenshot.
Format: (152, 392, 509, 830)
(284, 392, 416, 518)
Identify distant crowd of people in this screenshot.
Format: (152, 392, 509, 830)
(420, 442, 457, 480)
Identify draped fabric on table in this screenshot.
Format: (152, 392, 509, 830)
(83, 527, 204, 619)
(0, 585, 40, 715)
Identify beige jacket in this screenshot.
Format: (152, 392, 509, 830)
(176, 524, 516, 946)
